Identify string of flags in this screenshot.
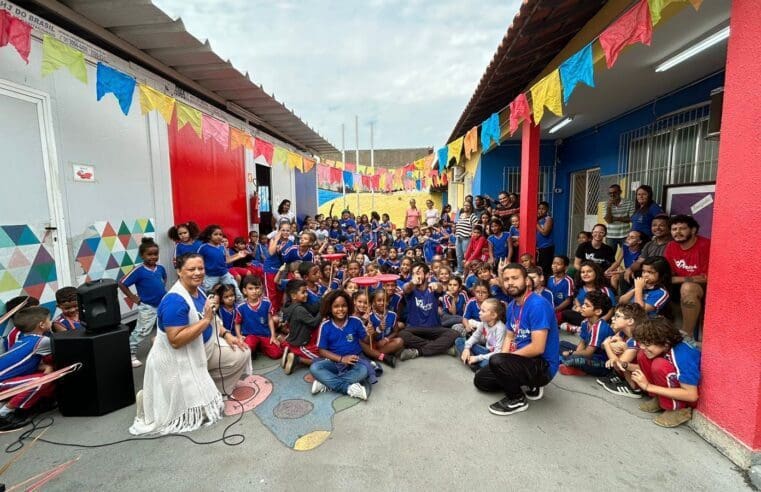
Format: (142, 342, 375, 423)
(0, 0, 703, 194)
(0, 14, 320, 174)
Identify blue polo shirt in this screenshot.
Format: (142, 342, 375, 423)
(579, 319, 615, 361)
(282, 245, 314, 264)
(463, 298, 481, 321)
(488, 232, 510, 260)
(263, 240, 292, 274)
(404, 287, 440, 328)
(507, 293, 559, 377)
(317, 316, 366, 356)
(175, 239, 202, 260)
(666, 342, 701, 386)
(219, 305, 237, 332)
(547, 275, 574, 308)
(369, 311, 397, 339)
(198, 243, 228, 276)
(441, 292, 468, 316)
(119, 264, 167, 307)
(236, 299, 272, 337)
(536, 217, 553, 249)
(158, 291, 211, 343)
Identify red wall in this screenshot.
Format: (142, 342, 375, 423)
(699, 0, 761, 451)
(168, 116, 248, 241)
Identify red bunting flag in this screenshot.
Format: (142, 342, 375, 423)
(254, 137, 274, 165)
(344, 162, 356, 172)
(0, 11, 32, 63)
(329, 167, 342, 185)
(509, 93, 532, 135)
(371, 174, 380, 191)
(599, 0, 653, 69)
(317, 164, 330, 187)
(361, 175, 372, 190)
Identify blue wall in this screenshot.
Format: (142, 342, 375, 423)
(295, 166, 318, 223)
(471, 71, 725, 256)
(551, 71, 725, 254)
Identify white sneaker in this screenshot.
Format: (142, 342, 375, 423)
(131, 355, 143, 368)
(311, 380, 328, 395)
(347, 382, 368, 400)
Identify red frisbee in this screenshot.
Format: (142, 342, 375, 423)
(375, 274, 401, 284)
(322, 253, 346, 261)
(352, 276, 381, 287)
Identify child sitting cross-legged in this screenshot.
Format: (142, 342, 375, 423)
(361, 289, 404, 368)
(597, 303, 648, 398)
(236, 275, 283, 360)
(310, 290, 374, 400)
(625, 317, 700, 428)
(454, 298, 506, 371)
(558, 290, 614, 377)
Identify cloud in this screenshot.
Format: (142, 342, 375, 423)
(154, 0, 521, 150)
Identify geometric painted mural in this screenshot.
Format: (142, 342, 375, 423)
(73, 218, 155, 311)
(0, 224, 59, 316)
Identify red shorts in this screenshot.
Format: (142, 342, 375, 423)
(244, 335, 284, 359)
(0, 372, 56, 410)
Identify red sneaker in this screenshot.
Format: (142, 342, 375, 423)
(559, 365, 586, 376)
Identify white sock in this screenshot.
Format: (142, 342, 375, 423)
(0, 405, 14, 417)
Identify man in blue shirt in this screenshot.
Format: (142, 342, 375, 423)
(397, 263, 459, 360)
(474, 263, 559, 416)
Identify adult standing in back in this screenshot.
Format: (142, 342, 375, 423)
(535, 201, 554, 278)
(405, 199, 421, 236)
(604, 184, 634, 251)
(630, 185, 664, 238)
(454, 202, 477, 275)
(424, 199, 440, 227)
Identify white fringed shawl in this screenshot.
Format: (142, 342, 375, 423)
(129, 281, 223, 436)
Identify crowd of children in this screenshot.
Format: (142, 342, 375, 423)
(0, 207, 701, 431)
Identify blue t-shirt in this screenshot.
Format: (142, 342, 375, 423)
(317, 316, 367, 356)
(263, 240, 292, 274)
(465, 274, 479, 291)
(622, 244, 641, 268)
(463, 298, 481, 321)
(175, 239, 201, 260)
(252, 244, 270, 265)
(339, 218, 357, 231)
(423, 238, 438, 263)
(369, 311, 397, 339)
(0, 334, 49, 381)
(509, 225, 520, 240)
(409, 236, 420, 248)
(579, 319, 615, 361)
(282, 245, 314, 264)
(666, 342, 701, 386)
(393, 239, 407, 251)
(576, 286, 617, 308)
(537, 289, 554, 307)
(629, 286, 670, 316)
(441, 292, 468, 316)
(306, 284, 327, 305)
(219, 305, 237, 332)
(631, 203, 664, 236)
(388, 293, 402, 312)
(490, 285, 512, 305)
(536, 216, 554, 249)
(507, 293, 559, 377)
(198, 243, 228, 276)
(404, 287, 440, 328)
(119, 264, 167, 307)
(488, 233, 510, 260)
(158, 291, 212, 343)
(236, 299, 272, 337)
(547, 275, 574, 308)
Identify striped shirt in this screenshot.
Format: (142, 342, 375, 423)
(455, 213, 477, 238)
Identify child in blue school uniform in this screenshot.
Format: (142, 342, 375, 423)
(213, 283, 239, 336)
(197, 224, 244, 301)
(627, 317, 701, 428)
(167, 221, 201, 262)
(310, 290, 373, 400)
(440, 276, 468, 328)
(118, 237, 167, 368)
(619, 256, 670, 317)
(236, 275, 282, 360)
(527, 267, 554, 307)
(547, 255, 575, 315)
(559, 290, 615, 377)
(487, 219, 511, 270)
(52, 287, 81, 332)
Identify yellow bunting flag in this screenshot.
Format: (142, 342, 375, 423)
(230, 127, 253, 150)
(530, 69, 563, 125)
(334, 161, 345, 170)
(273, 146, 287, 166)
(648, 0, 702, 26)
(447, 136, 465, 166)
(138, 84, 175, 124)
(176, 102, 202, 137)
(287, 151, 303, 171)
(413, 159, 425, 171)
(41, 35, 88, 84)
(356, 164, 366, 175)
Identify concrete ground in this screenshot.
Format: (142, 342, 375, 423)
(0, 334, 751, 491)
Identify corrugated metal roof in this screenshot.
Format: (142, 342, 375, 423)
(36, 0, 337, 153)
(448, 0, 608, 141)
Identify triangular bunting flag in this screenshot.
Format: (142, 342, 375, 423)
(530, 69, 563, 124)
(202, 115, 229, 150)
(176, 102, 202, 137)
(648, 0, 702, 26)
(559, 43, 595, 104)
(463, 127, 478, 159)
(230, 127, 253, 150)
(0, 11, 32, 63)
(303, 157, 316, 173)
(254, 138, 274, 164)
(447, 137, 464, 166)
(287, 151, 303, 171)
(41, 35, 87, 84)
(138, 84, 175, 124)
(96, 63, 136, 115)
(480, 113, 501, 151)
(599, 0, 653, 69)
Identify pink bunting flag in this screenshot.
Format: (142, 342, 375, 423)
(329, 167, 342, 185)
(202, 115, 229, 150)
(0, 11, 32, 63)
(509, 93, 531, 135)
(254, 137, 274, 165)
(344, 162, 356, 173)
(599, 0, 653, 69)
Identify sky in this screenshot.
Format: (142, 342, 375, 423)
(154, 0, 521, 151)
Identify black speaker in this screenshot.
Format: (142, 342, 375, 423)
(706, 87, 724, 140)
(52, 326, 135, 416)
(77, 279, 121, 333)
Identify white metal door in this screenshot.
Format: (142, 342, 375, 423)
(0, 80, 70, 311)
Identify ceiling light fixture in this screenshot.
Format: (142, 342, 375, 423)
(655, 26, 730, 73)
(548, 117, 574, 134)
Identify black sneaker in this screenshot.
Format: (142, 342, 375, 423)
(602, 378, 645, 399)
(0, 413, 29, 431)
(595, 373, 620, 386)
(523, 386, 544, 401)
(382, 354, 397, 368)
(488, 395, 529, 416)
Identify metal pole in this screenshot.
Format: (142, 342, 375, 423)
(341, 123, 346, 211)
(355, 115, 360, 216)
(370, 122, 375, 211)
